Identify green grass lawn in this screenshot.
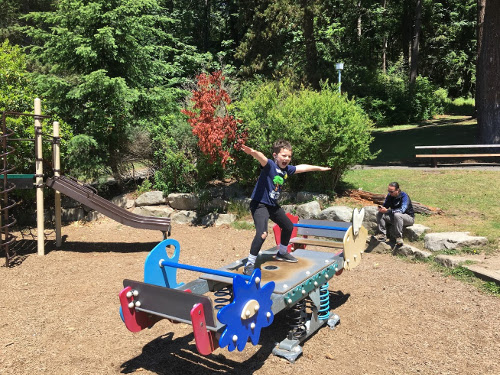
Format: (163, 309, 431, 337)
(368, 115, 479, 165)
(342, 168, 500, 243)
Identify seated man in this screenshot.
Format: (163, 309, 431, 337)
(374, 182, 414, 246)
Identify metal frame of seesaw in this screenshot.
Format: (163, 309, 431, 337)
(118, 215, 367, 363)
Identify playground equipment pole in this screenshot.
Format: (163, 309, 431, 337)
(53, 121, 62, 247)
(34, 98, 45, 256)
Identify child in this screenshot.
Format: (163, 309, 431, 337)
(241, 140, 331, 275)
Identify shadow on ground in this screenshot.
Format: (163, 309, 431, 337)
(369, 121, 479, 165)
(3, 235, 160, 267)
(120, 291, 350, 374)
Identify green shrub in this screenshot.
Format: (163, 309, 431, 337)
(1, 40, 72, 174)
(353, 68, 446, 126)
(443, 97, 475, 116)
(234, 80, 376, 191)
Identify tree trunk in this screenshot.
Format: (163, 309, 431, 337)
(402, 0, 412, 68)
(345, 190, 443, 215)
(410, 0, 422, 84)
(203, 0, 210, 52)
(475, 0, 485, 120)
(301, 0, 320, 89)
(381, 0, 387, 74)
(477, 0, 500, 144)
(357, 0, 362, 39)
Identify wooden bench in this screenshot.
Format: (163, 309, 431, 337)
(415, 144, 500, 167)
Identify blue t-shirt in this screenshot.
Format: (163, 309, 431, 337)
(250, 159, 296, 206)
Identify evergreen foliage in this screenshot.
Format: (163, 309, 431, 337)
(23, 0, 205, 179)
(0, 0, 494, 192)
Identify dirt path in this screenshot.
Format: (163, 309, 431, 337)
(1, 218, 499, 375)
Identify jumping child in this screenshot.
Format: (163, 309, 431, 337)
(241, 140, 331, 276)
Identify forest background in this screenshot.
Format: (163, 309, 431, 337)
(0, 0, 498, 196)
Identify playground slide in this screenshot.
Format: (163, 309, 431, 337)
(45, 176, 171, 235)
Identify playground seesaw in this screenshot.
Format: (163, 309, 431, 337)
(118, 209, 367, 363)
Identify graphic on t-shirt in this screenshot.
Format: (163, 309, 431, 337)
(269, 175, 284, 199)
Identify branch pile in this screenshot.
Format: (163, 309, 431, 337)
(344, 189, 443, 215)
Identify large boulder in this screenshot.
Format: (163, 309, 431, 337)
(281, 204, 297, 215)
(424, 232, 488, 251)
(365, 237, 392, 254)
(393, 244, 432, 259)
(202, 213, 236, 226)
(132, 205, 173, 218)
(204, 198, 229, 212)
(362, 206, 378, 232)
(404, 224, 431, 241)
(277, 191, 295, 204)
(296, 191, 329, 205)
(111, 193, 128, 208)
(171, 210, 198, 224)
(434, 254, 482, 268)
(231, 197, 252, 210)
(135, 191, 166, 207)
(296, 201, 321, 219)
(317, 206, 353, 222)
(61, 207, 85, 222)
(168, 193, 199, 210)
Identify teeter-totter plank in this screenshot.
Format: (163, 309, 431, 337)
(289, 214, 367, 271)
(290, 237, 344, 248)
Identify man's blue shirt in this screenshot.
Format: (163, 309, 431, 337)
(383, 191, 415, 217)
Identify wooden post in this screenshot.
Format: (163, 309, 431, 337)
(53, 121, 62, 247)
(35, 98, 45, 256)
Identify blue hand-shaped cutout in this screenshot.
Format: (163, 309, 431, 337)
(217, 269, 275, 352)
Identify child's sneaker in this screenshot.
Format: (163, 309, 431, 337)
(275, 252, 298, 263)
(395, 237, 404, 246)
(243, 263, 255, 276)
(373, 233, 387, 242)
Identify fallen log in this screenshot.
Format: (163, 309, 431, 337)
(344, 189, 443, 215)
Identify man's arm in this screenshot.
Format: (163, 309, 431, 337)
(295, 164, 331, 174)
(393, 192, 409, 214)
(241, 145, 268, 167)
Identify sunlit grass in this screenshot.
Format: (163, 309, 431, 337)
(342, 168, 500, 242)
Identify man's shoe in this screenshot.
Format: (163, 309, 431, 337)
(243, 263, 255, 276)
(374, 233, 387, 242)
(275, 252, 298, 263)
(396, 237, 404, 246)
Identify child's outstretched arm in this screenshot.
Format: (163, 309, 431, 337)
(295, 164, 331, 174)
(241, 145, 268, 167)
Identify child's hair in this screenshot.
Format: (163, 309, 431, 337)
(272, 139, 292, 154)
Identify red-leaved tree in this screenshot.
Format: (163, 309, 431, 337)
(181, 71, 247, 167)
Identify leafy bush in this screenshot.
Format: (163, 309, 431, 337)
(443, 97, 475, 116)
(1, 40, 73, 174)
(353, 68, 446, 126)
(233, 80, 376, 192)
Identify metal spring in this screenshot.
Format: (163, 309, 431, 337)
(318, 283, 330, 320)
(287, 299, 307, 340)
(214, 285, 233, 310)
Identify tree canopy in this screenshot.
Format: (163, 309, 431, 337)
(0, 0, 497, 191)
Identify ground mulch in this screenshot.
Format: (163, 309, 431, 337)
(1, 218, 499, 374)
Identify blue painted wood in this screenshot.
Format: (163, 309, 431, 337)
(144, 239, 184, 288)
(294, 223, 349, 231)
